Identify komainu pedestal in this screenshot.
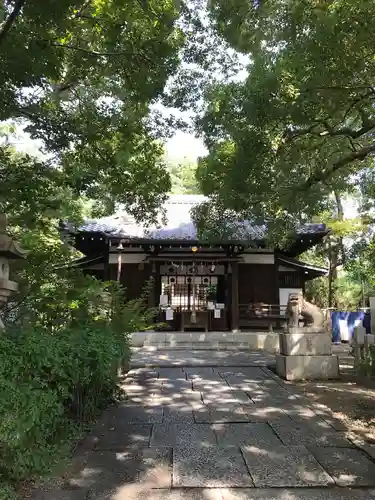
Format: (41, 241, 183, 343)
(276, 294, 339, 381)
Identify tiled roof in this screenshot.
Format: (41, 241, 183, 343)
(278, 255, 328, 275)
(62, 194, 327, 241)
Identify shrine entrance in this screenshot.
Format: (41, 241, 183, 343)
(158, 261, 228, 332)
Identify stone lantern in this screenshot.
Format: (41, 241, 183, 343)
(0, 214, 27, 327)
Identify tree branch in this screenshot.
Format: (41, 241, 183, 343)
(302, 85, 375, 93)
(321, 120, 375, 139)
(50, 42, 154, 65)
(76, 0, 91, 16)
(0, 0, 26, 45)
(51, 42, 127, 57)
(299, 142, 375, 191)
(285, 117, 375, 144)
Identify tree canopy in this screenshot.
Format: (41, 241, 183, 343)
(167, 159, 201, 194)
(195, 0, 375, 229)
(0, 0, 185, 223)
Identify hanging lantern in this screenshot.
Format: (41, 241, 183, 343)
(116, 240, 124, 281)
(117, 253, 122, 281)
(191, 246, 198, 253)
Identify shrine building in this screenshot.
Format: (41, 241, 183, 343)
(60, 195, 328, 332)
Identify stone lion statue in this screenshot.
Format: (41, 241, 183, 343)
(286, 292, 324, 328)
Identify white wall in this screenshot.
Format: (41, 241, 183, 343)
(278, 265, 296, 272)
(108, 253, 145, 264)
(241, 253, 275, 264)
(279, 288, 303, 307)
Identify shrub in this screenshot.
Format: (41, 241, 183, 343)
(0, 484, 18, 500)
(359, 345, 375, 378)
(0, 273, 152, 485)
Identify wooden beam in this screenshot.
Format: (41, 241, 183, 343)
(231, 261, 240, 332)
(145, 255, 243, 262)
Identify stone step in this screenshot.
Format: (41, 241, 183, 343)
(131, 331, 280, 352)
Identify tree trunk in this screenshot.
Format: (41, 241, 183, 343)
(327, 191, 345, 308)
(327, 236, 334, 308)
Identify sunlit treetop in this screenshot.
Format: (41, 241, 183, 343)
(195, 0, 375, 232)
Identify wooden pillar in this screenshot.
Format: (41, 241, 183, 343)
(274, 257, 281, 328)
(153, 262, 161, 306)
(147, 263, 155, 309)
(231, 260, 240, 332)
(104, 240, 111, 281)
(148, 262, 161, 327)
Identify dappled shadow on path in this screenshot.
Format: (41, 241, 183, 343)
(30, 352, 375, 499)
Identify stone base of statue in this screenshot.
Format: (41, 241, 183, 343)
(276, 327, 339, 381)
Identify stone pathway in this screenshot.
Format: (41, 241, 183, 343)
(34, 350, 375, 499)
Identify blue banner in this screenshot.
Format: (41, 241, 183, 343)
(331, 311, 370, 342)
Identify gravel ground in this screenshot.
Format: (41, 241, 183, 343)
(289, 345, 375, 443)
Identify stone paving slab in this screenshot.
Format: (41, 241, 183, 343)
(173, 445, 253, 487)
(34, 347, 375, 500)
(220, 489, 375, 500)
(130, 349, 275, 367)
(194, 404, 250, 423)
(282, 406, 338, 428)
(217, 367, 268, 380)
(246, 383, 300, 398)
(202, 389, 254, 406)
(308, 402, 348, 431)
(182, 367, 216, 378)
(89, 421, 151, 451)
(126, 368, 159, 379)
(116, 489, 223, 500)
(74, 447, 172, 499)
(192, 378, 231, 392)
(158, 367, 186, 378)
(121, 375, 162, 397)
(122, 370, 161, 389)
(213, 423, 283, 448)
(110, 402, 163, 425)
(160, 378, 193, 394)
(33, 487, 375, 500)
(241, 404, 292, 423)
(163, 406, 196, 424)
(309, 446, 375, 486)
(347, 431, 375, 460)
(241, 445, 334, 487)
(245, 381, 300, 400)
(32, 489, 88, 500)
(270, 421, 354, 448)
(219, 377, 263, 392)
(151, 423, 217, 447)
(156, 387, 199, 404)
(249, 393, 303, 405)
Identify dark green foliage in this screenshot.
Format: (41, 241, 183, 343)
(0, 0, 184, 224)
(194, 0, 375, 233)
(0, 274, 151, 485)
(359, 346, 375, 378)
(167, 160, 201, 194)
